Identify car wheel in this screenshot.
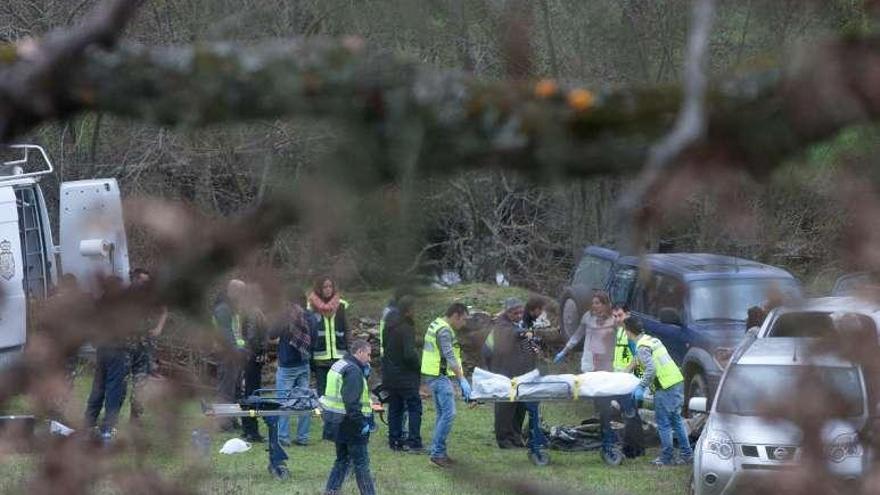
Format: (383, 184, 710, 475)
(561, 297, 581, 340)
(685, 371, 708, 417)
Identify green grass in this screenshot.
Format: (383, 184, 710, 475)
(0, 284, 690, 494)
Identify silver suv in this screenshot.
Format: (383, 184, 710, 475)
(689, 338, 868, 495)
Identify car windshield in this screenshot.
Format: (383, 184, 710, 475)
(716, 364, 863, 417)
(689, 279, 799, 322)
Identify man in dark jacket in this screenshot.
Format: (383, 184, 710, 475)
(490, 298, 530, 449)
(381, 296, 423, 452)
(213, 279, 247, 432)
(321, 340, 376, 495)
(490, 297, 549, 464)
(240, 284, 268, 443)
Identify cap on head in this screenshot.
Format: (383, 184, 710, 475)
(504, 297, 524, 312)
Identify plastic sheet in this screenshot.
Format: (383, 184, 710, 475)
(472, 367, 641, 401)
(516, 373, 577, 400)
(471, 367, 512, 400)
(575, 371, 640, 397)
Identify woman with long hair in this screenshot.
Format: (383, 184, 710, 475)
(553, 291, 615, 372)
(308, 277, 350, 396)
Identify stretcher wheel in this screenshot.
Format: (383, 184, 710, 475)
(601, 448, 624, 466)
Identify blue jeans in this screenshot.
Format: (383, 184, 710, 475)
(654, 383, 693, 463)
(387, 388, 423, 449)
(276, 365, 311, 443)
(428, 377, 456, 459)
(325, 441, 375, 495)
(263, 416, 288, 468)
(595, 397, 618, 452)
(85, 346, 130, 432)
(523, 402, 547, 454)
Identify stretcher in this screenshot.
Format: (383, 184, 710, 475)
(470, 380, 629, 466)
(202, 389, 386, 480)
(202, 388, 322, 481)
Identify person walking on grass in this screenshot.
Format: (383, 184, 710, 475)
(128, 268, 168, 424)
(625, 316, 693, 466)
(269, 291, 318, 447)
(308, 277, 350, 399)
(421, 302, 472, 468)
(382, 295, 424, 453)
(321, 339, 376, 495)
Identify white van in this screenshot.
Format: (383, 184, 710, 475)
(0, 145, 129, 366)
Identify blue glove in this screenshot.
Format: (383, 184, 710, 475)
(632, 385, 646, 403)
(459, 378, 472, 401)
(553, 351, 565, 364)
(368, 414, 378, 433)
(361, 421, 371, 436)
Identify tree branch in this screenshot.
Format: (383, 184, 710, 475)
(1, 14, 880, 184)
(617, 0, 718, 251)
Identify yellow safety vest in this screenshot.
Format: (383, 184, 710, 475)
(421, 317, 462, 377)
(613, 327, 633, 372)
(213, 312, 244, 349)
(378, 309, 389, 358)
(309, 299, 349, 361)
(637, 335, 684, 390)
(485, 329, 495, 352)
(319, 358, 372, 415)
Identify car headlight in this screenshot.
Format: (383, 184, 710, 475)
(705, 430, 735, 460)
(826, 433, 862, 463)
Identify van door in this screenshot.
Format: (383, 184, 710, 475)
(59, 179, 130, 296)
(0, 186, 27, 355)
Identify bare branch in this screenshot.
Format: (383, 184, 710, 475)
(617, 0, 718, 251)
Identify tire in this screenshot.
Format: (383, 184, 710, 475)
(684, 371, 708, 418)
(560, 295, 582, 340)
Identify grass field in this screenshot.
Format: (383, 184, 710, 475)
(0, 284, 691, 494)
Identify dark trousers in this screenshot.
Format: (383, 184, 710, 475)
(216, 351, 244, 430)
(85, 347, 130, 432)
(494, 402, 527, 447)
(618, 394, 645, 458)
(314, 362, 332, 396)
(523, 402, 548, 454)
(387, 387, 423, 448)
(129, 343, 151, 420)
(263, 416, 288, 468)
(596, 397, 619, 452)
(241, 354, 263, 439)
(325, 441, 375, 495)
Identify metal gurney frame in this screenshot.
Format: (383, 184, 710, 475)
(202, 388, 321, 481)
(470, 380, 627, 466)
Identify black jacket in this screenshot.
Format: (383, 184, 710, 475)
(312, 303, 349, 358)
(322, 353, 371, 445)
(381, 309, 421, 390)
(490, 315, 538, 378)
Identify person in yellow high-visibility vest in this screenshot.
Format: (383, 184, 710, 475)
(212, 279, 247, 432)
(321, 339, 376, 495)
(624, 317, 693, 467)
(611, 303, 645, 459)
(421, 302, 471, 468)
(308, 277, 350, 399)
